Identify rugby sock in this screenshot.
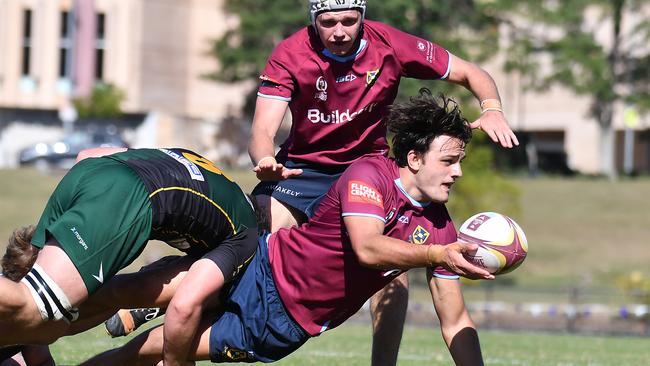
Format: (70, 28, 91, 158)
(21, 264, 79, 323)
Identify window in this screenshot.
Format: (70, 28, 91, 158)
(95, 12, 105, 80)
(21, 9, 32, 76)
(59, 11, 73, 78)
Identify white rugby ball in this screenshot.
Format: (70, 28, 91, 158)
(458, 212, 528, 275)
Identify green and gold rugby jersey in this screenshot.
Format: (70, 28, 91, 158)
(106, 148, 257, 255)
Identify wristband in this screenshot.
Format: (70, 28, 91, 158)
(256, 156, 277, 166)
(480, 98, 502, 109)
(480, 107, 503, 114)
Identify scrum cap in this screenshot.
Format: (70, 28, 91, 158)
(309, 0, 366, 27)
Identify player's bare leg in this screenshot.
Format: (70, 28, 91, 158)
(253, 194, 306, 231)
(370, 273, 409, 366)
(0, 239, 86, 345)
(68, 255, 194, 336)
(78, 319, 211, 366)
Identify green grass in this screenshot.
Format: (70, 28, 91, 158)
(508, 177, 650, 298)
(4, 169, 649, 288)
(51, 322, 650, 365)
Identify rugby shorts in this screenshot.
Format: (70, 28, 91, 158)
(31, 157, 153, 294)
(209, 234, 309, 363)
(251, 160, 344, 218)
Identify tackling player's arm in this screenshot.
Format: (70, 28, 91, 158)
(428, 270, 484, 366)
(343, 216, 493, 279)
(446, 54, 519, 149)
(249, 97, 302, 181)
(163, 258, 223, 366)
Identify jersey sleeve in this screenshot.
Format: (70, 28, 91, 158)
(257, 41, 295, 102)
(429, 215, 460, 279)
(382, 24, 451, 80)
(337, 160, 389, 223)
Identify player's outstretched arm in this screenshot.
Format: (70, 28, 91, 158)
(428, 271, 484, 366)
(249, 97, 302, 181)
(446, 54, 519, 149)
(344, 216, 493, 280)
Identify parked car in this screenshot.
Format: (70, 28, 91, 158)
(19, 125, 128, 170)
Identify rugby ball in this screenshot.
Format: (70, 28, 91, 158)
(458, 212, 528, 275)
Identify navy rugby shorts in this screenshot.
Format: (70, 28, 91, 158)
(251, 160, 344, 218)
(208, 234, 309, 363)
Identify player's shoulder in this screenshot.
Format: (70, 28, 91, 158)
(363, 20, 410, 41)
(272, 26, 314, 58)
(346, 155, 396, 179)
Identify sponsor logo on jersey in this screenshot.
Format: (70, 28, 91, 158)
(398, 215, 410, 224)
(467, 214, 491, 231)
(307, 102, 378, 124)
(417, 40, 435, 64)
(385, 208, 396, 221)
(366, 69, 379, 85)
(348, 180, 383, 207)
(411, 225, 430, 244)
(336, 73, 358, 83)
(160, 149, 205, 181)
(70, 227, 88, 250)
(315, 76, 328, 101)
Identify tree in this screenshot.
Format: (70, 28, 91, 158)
(73, 82, 125, 120)
(489, 0, 650, 178)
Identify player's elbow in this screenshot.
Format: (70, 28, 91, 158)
(353, 245, 382, 268)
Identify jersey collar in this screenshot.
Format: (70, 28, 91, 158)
(321, 38, 367, 62)
(393, 178, 430, 208)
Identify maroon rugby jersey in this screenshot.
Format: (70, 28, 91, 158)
(258, 20, 451, 167)
(268, 156, 458, 336)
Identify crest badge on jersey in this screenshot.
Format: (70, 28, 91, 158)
(366, 69, 379, 86)
(315, 76, 328, 101)
(411, 225, 430, 244)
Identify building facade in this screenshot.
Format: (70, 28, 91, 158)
(0, 0, 648, 173)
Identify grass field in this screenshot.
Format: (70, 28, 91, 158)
(3, 168, 649, 288)
(2, 168, 650, 363)
(51, 322, 650, 365)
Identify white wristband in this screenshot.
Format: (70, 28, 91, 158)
(481, 107, 503, 114)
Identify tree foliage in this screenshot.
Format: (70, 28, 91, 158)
(73, 82, 125, 119)
(487, 0, 650, 177)
(207, 0, 306, 84)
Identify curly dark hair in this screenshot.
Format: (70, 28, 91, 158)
(2, 226, 38, 282)
(387, 88, 472, 167)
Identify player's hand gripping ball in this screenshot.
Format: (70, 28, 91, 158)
(458, 212, 528, 275)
